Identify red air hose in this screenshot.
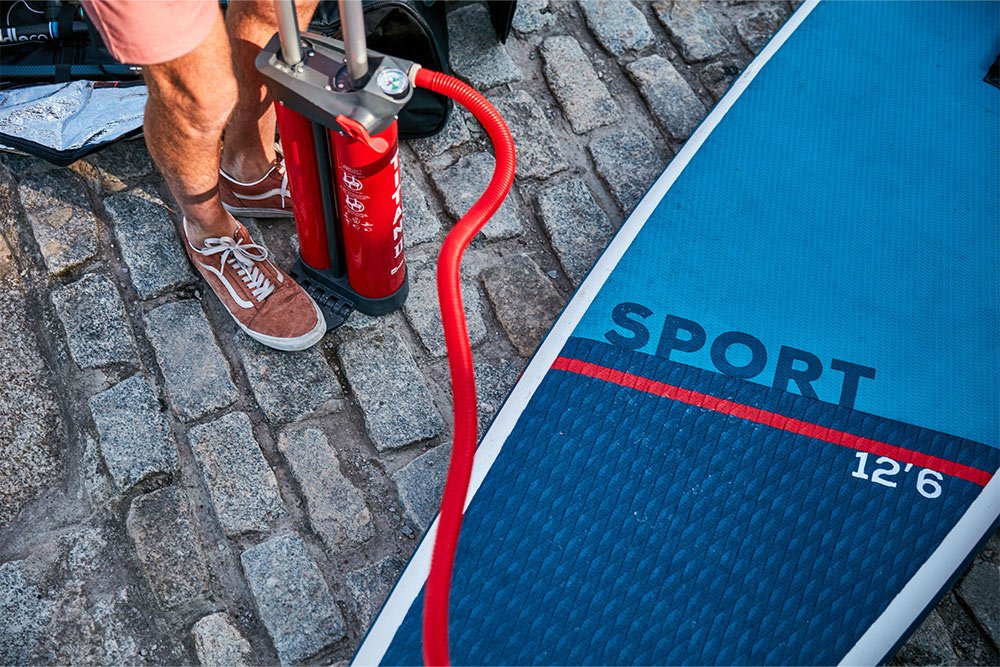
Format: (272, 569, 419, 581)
(413, 67, 516, 667)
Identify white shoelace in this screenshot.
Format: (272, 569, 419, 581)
(200, 235, 275, 302)
(276, 163, 290, 209)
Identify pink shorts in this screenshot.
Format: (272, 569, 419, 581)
(81, 0, 220, 65)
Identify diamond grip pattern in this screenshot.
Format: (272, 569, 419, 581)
(383, 338, 999, 666)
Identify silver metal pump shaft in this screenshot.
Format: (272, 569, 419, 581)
(338, 0, 369, 86)
(274, 0, 303, 67)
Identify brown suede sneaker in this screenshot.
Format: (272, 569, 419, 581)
(219, 160, 293, 218)
(182, 218, 325, 351)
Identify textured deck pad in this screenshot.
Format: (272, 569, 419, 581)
(359, 2, 1000, 664)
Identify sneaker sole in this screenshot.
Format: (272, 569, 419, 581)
(229, 294, 327, 351)
(222, 203, 294, 219)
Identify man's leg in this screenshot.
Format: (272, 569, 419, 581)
(85, 0, 325, 351)
(142, 12, 238, 245)
(221, 0, 320, 183)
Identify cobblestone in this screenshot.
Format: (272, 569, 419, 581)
(341, 309, 386, 332)
(409, 111, 471, 167)
(235, 333, 343, 424)
(80, 433, 115, 510)
(33, 530, 187, 664)
(512, 0, 555, 35)
(0, 224, 61, 525)
(536, 178, 616, 285)
(447, 4, 521, 90)
(188, 412, 284, 537)
(88, 375, 178, 492)
(476, 359, 521, 431)
(73, 140, 154, 193)
(0, 153, 55, 179)
(627, 54, 705, 140)
(540, 35, 619, 134)
(700, 59, 742, 100)
(18, 168, 98, 275)
(404, 257, 486, 357)
(0, 560, 53, 664)
(346, 555, 406, 628)
(392, 443, 450, 532)
(338, 328, 443, 451)
(490, 90, 568, 180)
(145, 299, 237, 422)
(125, 486, 209, 608)
(460, 107, 486, 143)
(278, 426, 374, 552)
(431, 152, 524, 240)
(51, 272, 137, 369)
(736, 4, 788, 54)
(192, 612, 253, 667)
(241, 532, 345, 664)
(957, 561, 1000, 645)
(482, 254, 565, 357)
(893, 610, 958, 666)
(402, 162, 441, 247)
(589, 129, 663, 212)
(654, 0, 729, 63)
(578, 0, 654, 58)
(104, 186, 193, 299)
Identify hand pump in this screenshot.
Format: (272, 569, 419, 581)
(260, 4, 516, 663)
(261, 0, 412, 328)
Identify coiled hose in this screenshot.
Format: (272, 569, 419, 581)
(413, 67, 516, 666)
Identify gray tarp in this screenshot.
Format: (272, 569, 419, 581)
(0, 80, 146, 154)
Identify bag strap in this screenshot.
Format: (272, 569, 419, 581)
(487, 0, 516, 44)
(53, 2, 77, 81)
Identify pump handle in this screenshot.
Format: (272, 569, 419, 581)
(337, 0, 370, 87)
(273, 0, 303, 67)
(273, 0, 370, 88)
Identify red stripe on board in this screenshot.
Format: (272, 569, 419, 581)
(551, 356, 994, 487)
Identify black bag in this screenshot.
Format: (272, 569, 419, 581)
(309, 0, 452, 139)
(0, 0, 145, 165)
(0, 0, 467, 163)
(0, 0, 142, 89)
(486, 0, 516, 44)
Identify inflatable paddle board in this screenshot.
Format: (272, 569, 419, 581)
(357, 1, 1000, 663)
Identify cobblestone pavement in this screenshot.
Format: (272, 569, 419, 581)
(1, 2, 997, 665)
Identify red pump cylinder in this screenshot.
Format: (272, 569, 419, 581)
(273, 103, 331, 271)
(330, 120, 406, 299)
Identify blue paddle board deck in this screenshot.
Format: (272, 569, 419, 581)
(357, 1, 1000, 664)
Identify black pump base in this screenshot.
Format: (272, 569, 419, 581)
(291, 259, 409, 331)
